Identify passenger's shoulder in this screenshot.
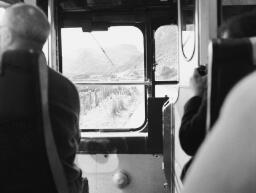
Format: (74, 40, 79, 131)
(48, 68, 78, 93)
(48, 67, 79, 108)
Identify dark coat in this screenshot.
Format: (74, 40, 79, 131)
(179, 94, 207, 181)
(0, 62, 82, 193)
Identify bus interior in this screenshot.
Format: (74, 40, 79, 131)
(1, 0, 256, 193)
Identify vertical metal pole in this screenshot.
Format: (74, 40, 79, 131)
(198, 0, 218, 66)
(48, 0, 60, 71)
(145, 14, 154, 98)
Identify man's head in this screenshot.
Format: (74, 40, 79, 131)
(0, 3, 50, 55)
(219, 10, 256, 39)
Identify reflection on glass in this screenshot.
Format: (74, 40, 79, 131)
(180, 0, 196, 60)
(155, 25, 178, 81)
(61, 26, 144, 82)
(77, 85, 145, 129)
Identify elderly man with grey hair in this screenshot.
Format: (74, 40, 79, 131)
(0, 3, 83, 193)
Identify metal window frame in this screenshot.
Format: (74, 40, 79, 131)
(60, 24, 149, 132)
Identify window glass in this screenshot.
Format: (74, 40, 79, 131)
(155, 25, 178, 81)
(78, 85, 145, 129)
(61, 26, 145, 130)
(62, 27, 144, 82)
(155, 25, 179, 100)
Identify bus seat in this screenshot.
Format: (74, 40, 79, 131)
(0, 50, 75, 193)
(207, 38, 256, 130)
(0, 50, 37, 119)
(0, 50, 57, 192)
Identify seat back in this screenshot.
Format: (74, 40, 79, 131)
(207, 38, 256, 130)
(0, 50, 38, 119)
(0, 50, 68, 193)
(0, 50, 54, 192)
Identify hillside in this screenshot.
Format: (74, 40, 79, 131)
(62, 25, 178, 82)
(63, 44, 144, 81)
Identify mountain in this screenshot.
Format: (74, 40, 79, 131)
(63, 48, 113, 76)
(155, 25, 178, 80)
(63, 26, 178, 82)
(63, 44, 144, 81)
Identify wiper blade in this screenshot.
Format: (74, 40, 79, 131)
(90, 33, 116, 66)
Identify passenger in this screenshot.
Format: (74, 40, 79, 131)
(181, 66, 256, 193)
(179, 66, 207, 182)
(181, 10, 256, 193)
(179, 10, 256, 182)
(0, 3, 82, 193)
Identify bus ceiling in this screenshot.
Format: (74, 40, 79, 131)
(59, 0, 177, 11)
(57, 0, 177, 28)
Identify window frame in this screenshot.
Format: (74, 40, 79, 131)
(152, 23, 179, 98)
(60, 24, 150, 132)
(59, 16, 179, 133)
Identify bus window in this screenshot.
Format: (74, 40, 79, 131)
(154, 25, 179, 102)
(61, 26, 145, 131)
(155, 25, 178, 81)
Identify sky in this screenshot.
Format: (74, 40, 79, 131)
(61, 26, 144, 53)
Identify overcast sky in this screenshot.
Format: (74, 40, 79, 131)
(61, 26, 144, 53)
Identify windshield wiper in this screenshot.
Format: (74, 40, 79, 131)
(90, 33, 116, 66)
